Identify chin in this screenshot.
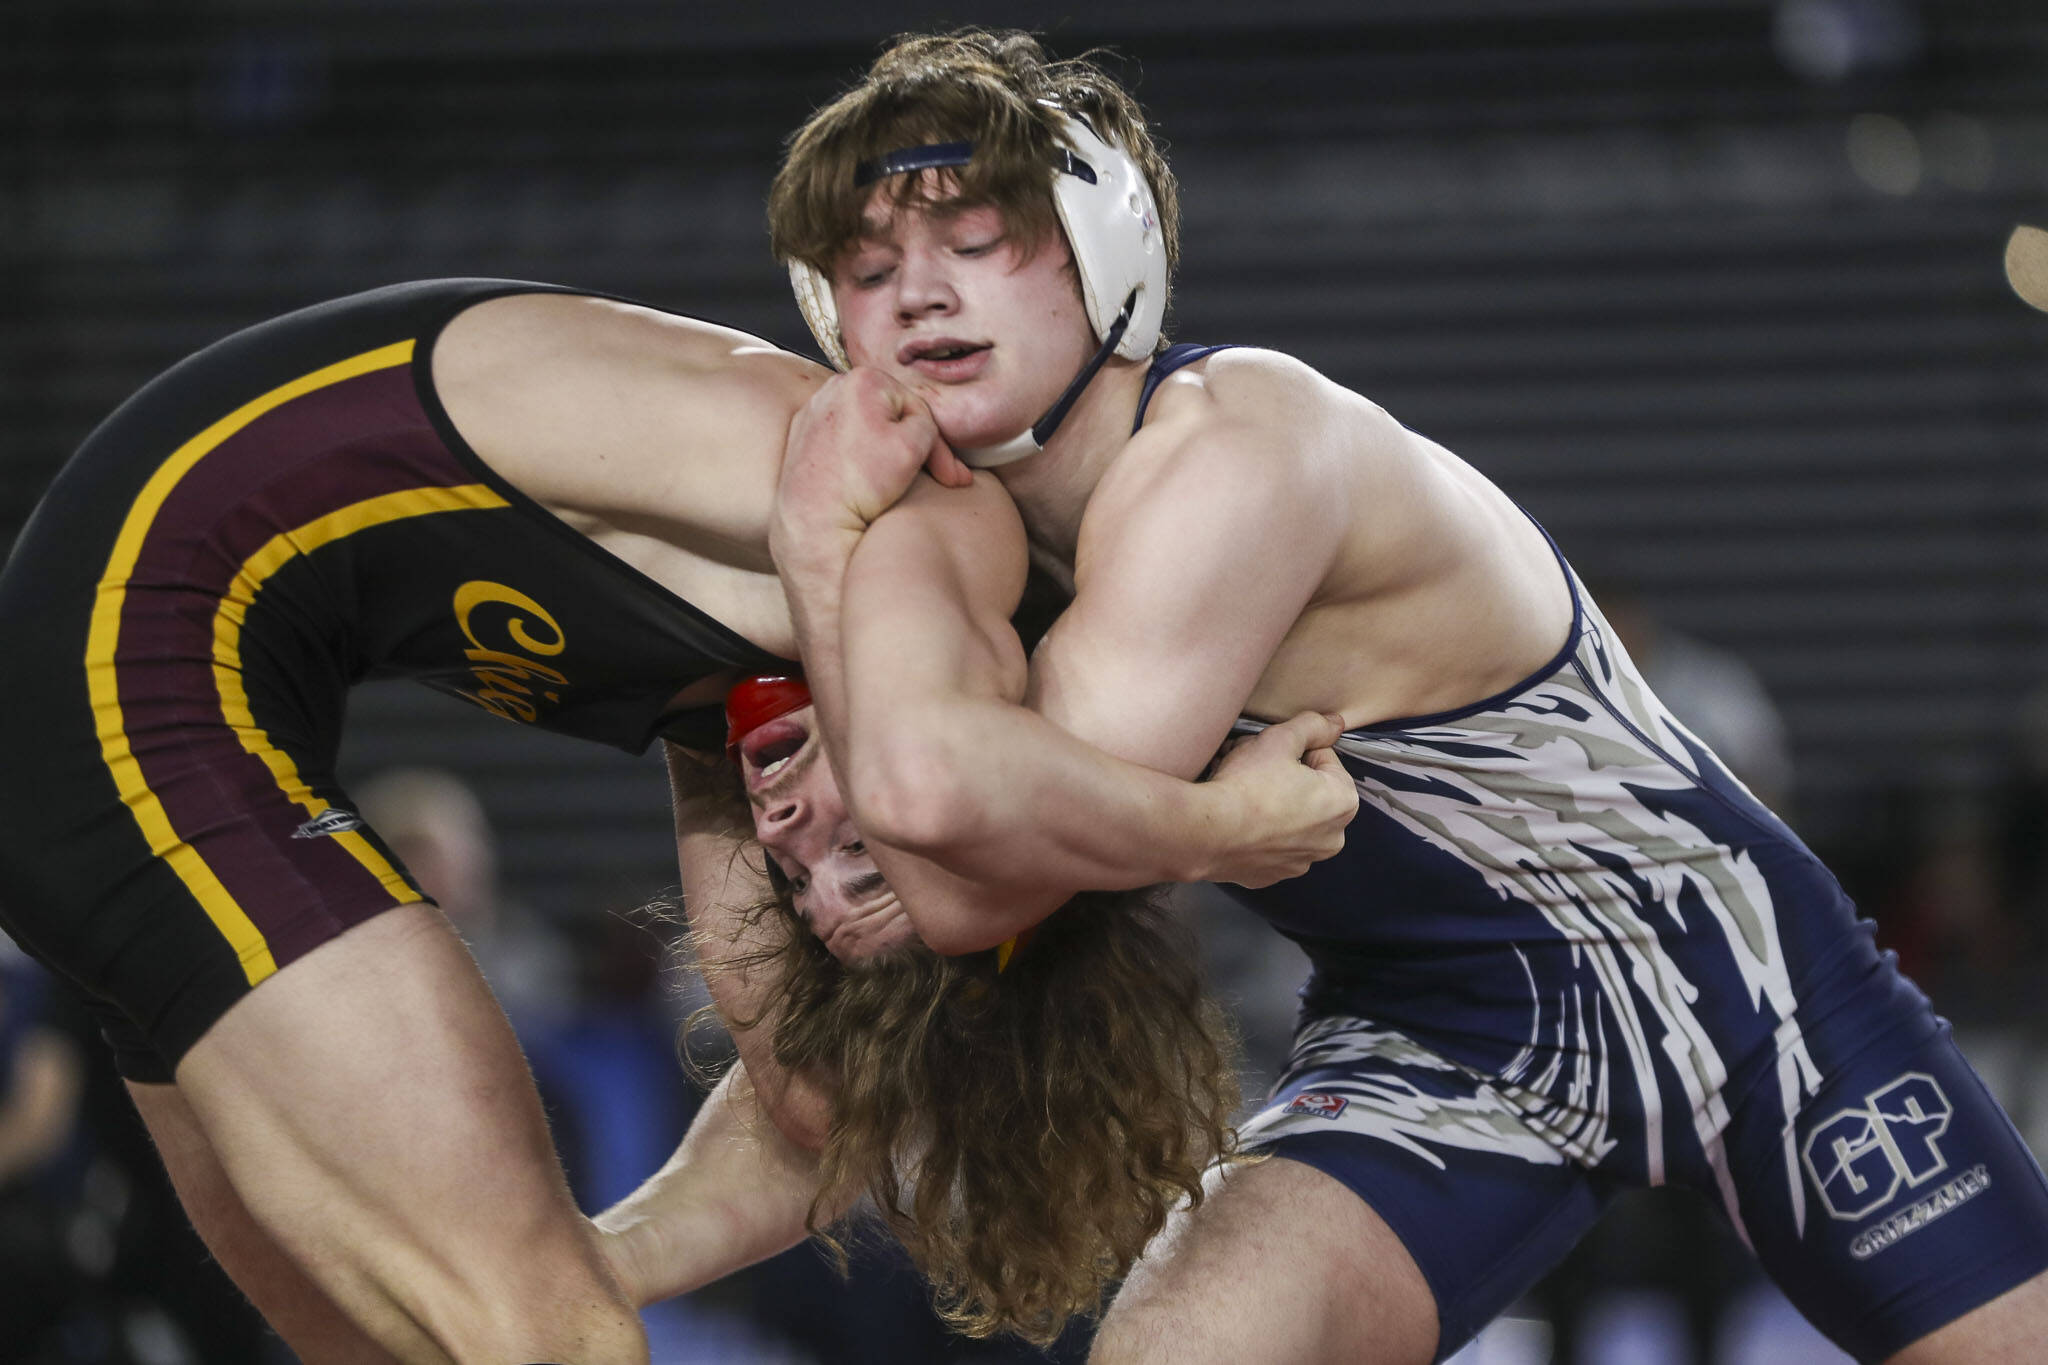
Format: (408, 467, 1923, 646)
(920, 389, 1037, 451)
(933, 410, 1034, 454)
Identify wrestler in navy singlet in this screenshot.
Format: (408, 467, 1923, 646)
(1137, 346, 2048, 1362)
(0, 279, 788, 1081)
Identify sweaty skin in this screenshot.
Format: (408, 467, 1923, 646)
(432, 293, 816, 672)
(815, 195, 1570, 753)
(438, 290, 1355, 951)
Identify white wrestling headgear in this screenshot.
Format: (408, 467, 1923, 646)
(786, 108, 1168, 467)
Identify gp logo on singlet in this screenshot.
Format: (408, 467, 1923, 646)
(1801, 1073, 1952, 1221)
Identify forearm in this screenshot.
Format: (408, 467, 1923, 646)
(835, 491, 1232, 891)
(667, 743, 836, 1147)
(853, 690, 1231, 888)
(766, 514, 866, 802)
(769, 476, 1121, 891)
(594, 1067, 844, 1304)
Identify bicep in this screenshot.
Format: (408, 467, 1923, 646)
(1028, 445, 1340, 778)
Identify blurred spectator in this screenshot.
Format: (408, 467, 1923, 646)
(1870, 795, 2029, 1026)
(352, 766, 574, 1026)
(1999, 683, 2048, 982)
(0, 940, 268, 1363)
(1594, 579, 1795, 815)
(0, 943, 82, 1193)
(0, 941, 85, 1349)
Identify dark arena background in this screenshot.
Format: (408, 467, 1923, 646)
(5, 2, 2046, 1361)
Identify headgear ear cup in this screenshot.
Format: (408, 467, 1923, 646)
(789, 262, 850, 370)
(724, 675, 814, 759)
(1045, 110, 1167, 360)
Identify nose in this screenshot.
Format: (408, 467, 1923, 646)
(755, 792, 807, 838)
(895, 251, 957, 322)
(805, 887, 850, 940)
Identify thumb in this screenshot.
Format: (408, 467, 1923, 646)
(926, 437, 974, 489)
(1278, 709, 1347, 755)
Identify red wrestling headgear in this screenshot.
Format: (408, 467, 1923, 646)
(724, 674, 812, 759)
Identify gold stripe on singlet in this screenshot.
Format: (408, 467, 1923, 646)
(211, 482, 512, 945)
(83, 341, 507, 985)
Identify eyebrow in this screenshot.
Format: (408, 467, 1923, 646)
(842, 869, 889, 901)
(856, 196, 986, 238)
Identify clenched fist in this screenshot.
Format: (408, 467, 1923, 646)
(772, 368, 972, 561)
(1202, 710, 1360, 888)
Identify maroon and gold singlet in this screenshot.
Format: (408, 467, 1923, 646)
(0, 279, 788, 1079)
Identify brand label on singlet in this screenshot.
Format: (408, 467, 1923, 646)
(1848, 1164, 1991, 1260)
(1284, 1091, 1351, 1120)
(293, 808, 365, 839)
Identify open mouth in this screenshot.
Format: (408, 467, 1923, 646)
(740, 717, 810, 786)
(901, 337, 991, 371)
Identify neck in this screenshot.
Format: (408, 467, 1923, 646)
(995, 354, 1149, 567)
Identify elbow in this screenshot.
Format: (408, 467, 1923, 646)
(845, 728, 989, 858)
(753, 1070, 833, 1154)
(765, 1103, 831, 1156)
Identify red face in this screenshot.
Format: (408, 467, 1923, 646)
(830, 184, 1096, 450)
(734, 703, 918, 961)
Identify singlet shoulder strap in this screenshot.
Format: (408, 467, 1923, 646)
(1133, 343, 1236, 433)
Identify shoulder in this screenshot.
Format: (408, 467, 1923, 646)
(1156, 346, 1400, 444)
(1102, 347, 1377, 511)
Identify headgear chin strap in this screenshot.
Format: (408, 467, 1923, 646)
(787, 109, 1167, 467)
(724, 674, 812, 759)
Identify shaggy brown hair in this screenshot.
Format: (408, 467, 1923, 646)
(696, 856, 1242, 1345)
(769, 29, 1181, 326)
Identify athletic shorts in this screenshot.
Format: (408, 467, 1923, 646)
(1240, 952, 2048, 1362)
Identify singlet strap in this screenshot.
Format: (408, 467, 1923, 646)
(1132, 343, 1236, 433)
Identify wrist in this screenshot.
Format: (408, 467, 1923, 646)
(769, 510, 863, 579)
(591, 1211, 663, 1307)
(1173, 780, 1234, 885)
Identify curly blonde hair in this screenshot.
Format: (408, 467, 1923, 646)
(697, 864, 1241, 1345)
